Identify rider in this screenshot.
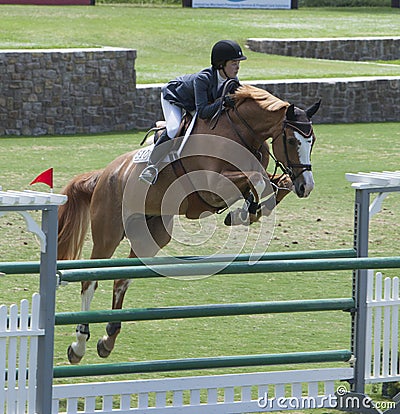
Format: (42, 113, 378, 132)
(139, 40, 247, 185)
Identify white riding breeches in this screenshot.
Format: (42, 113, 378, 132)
(161, 95, 182, 139)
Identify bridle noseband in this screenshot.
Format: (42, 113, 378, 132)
(221, 101, 315, 183)
(280, 119, 314, 181)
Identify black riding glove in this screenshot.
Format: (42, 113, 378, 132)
(223, 95, 235, 108)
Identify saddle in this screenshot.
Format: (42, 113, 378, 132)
(141, 113, 194, 146)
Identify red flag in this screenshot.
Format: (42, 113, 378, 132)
(30, 168, 53, 188)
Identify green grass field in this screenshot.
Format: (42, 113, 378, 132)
(0, 5, 400, 83)
(1, 123, 400, 413)
(1, 4, 400, 412)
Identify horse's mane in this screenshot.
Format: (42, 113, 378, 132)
(234, 84, 289, 112)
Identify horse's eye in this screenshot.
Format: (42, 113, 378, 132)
(287, 137, 297, 146)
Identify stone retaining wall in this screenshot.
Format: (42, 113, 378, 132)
(247, 37, 400, 61)
(0, 47, 136, 136)
(0, 47, 399, 136)
(134, 77, 400, 127)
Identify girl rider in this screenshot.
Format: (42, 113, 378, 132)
(139, 40, 247, 185)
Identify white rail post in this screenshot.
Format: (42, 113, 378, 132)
(36, 204, 59, 414)
(0, 190, 66, 414)
(352, 186, 370, 395)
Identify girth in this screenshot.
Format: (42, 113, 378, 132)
(171, 158, 223, 219)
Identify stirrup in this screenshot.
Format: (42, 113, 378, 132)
(139, 165, 159, 185)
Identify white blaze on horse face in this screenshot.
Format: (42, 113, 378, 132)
(294, 131, 314, 197)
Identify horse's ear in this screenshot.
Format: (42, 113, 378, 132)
(286, 104, 296, 121)
(306, 100, 321, 118)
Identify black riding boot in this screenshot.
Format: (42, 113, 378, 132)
(139, 131, 174, 184)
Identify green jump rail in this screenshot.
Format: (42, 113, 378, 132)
(58, 255, 400, 283)
(55, 298, 355, 325)
(53, 350, 352, 378)
(0, 248, 356, 275)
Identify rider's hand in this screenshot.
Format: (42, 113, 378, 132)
(223, 95, 235, 108)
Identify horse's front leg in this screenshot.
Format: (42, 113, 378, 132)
(268, 173, 293, 204)
(251, 174, 294, 222)
(68, 280, 98, 364)
(97, 278, 131, 358)
(219, 170, 268, 226)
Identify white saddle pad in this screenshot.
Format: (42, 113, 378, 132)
(132, 144, 155, 163)
(133, 113, 198, 164)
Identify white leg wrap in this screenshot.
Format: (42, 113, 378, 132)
(253, 177, 266, 201)
(70, 281, 97, 358)
(71, 331, 88, 357)
(246, 172, 266, 202)
(82, 282, 96, 311)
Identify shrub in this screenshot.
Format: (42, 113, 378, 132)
(98, 0, 392, 4)
(300, 0, 391, 5)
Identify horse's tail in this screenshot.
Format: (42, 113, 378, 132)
(57, 170, 103, 260)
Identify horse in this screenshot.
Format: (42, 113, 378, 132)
(57, 84, 321, 364)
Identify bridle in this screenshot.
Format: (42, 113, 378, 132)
(223, 102, 315, 183)
(171, 89, 315, 215)
(280, 119, 314, 181)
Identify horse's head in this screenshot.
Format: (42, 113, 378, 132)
(217, 85, 320, 199)
(272, 100, 321, 198)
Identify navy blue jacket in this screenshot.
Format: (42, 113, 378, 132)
(162, 67, 237, 120)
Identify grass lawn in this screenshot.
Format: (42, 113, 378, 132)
(0, 5, 399, 83)
(1, 122, 399, 412)
(1, 4, 400, 412)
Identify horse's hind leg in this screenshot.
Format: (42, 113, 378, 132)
(68, 280, 98, 364)
(97, 214, 174, 358)
(96, 278, 131, 358)
(67, 208, 125, 364)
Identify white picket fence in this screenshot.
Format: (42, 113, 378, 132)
(2, 271, 400, 413)
(52, 368, 353, 413)
(0, 293, 43, 414)
(50, 269, 400, 413)
(0, 296, 354, 413)
(366, 271, 400, 384)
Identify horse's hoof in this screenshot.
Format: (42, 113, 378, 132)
(67, 345, 83, 365)
(97, 338, 112, 358)
(224, 209, 250, 226)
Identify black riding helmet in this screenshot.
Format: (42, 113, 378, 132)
(211, 40, 247, 69)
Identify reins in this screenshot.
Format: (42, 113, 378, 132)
(223, 101, 315, 183)
(139, 126, 165, 146)
(170, 85, 315, 215)
(223, 104, 287, 181)
(225, 109, 262, 160)
(210, 79, 241, 130)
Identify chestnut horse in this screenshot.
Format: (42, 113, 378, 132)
(58, 84, 320, 364)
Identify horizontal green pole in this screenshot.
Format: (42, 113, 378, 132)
(58, 256, 400, 283)
(0, 249, 356, 275)
(53, 350, 352, 378)
(55, 298, 355, 325)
